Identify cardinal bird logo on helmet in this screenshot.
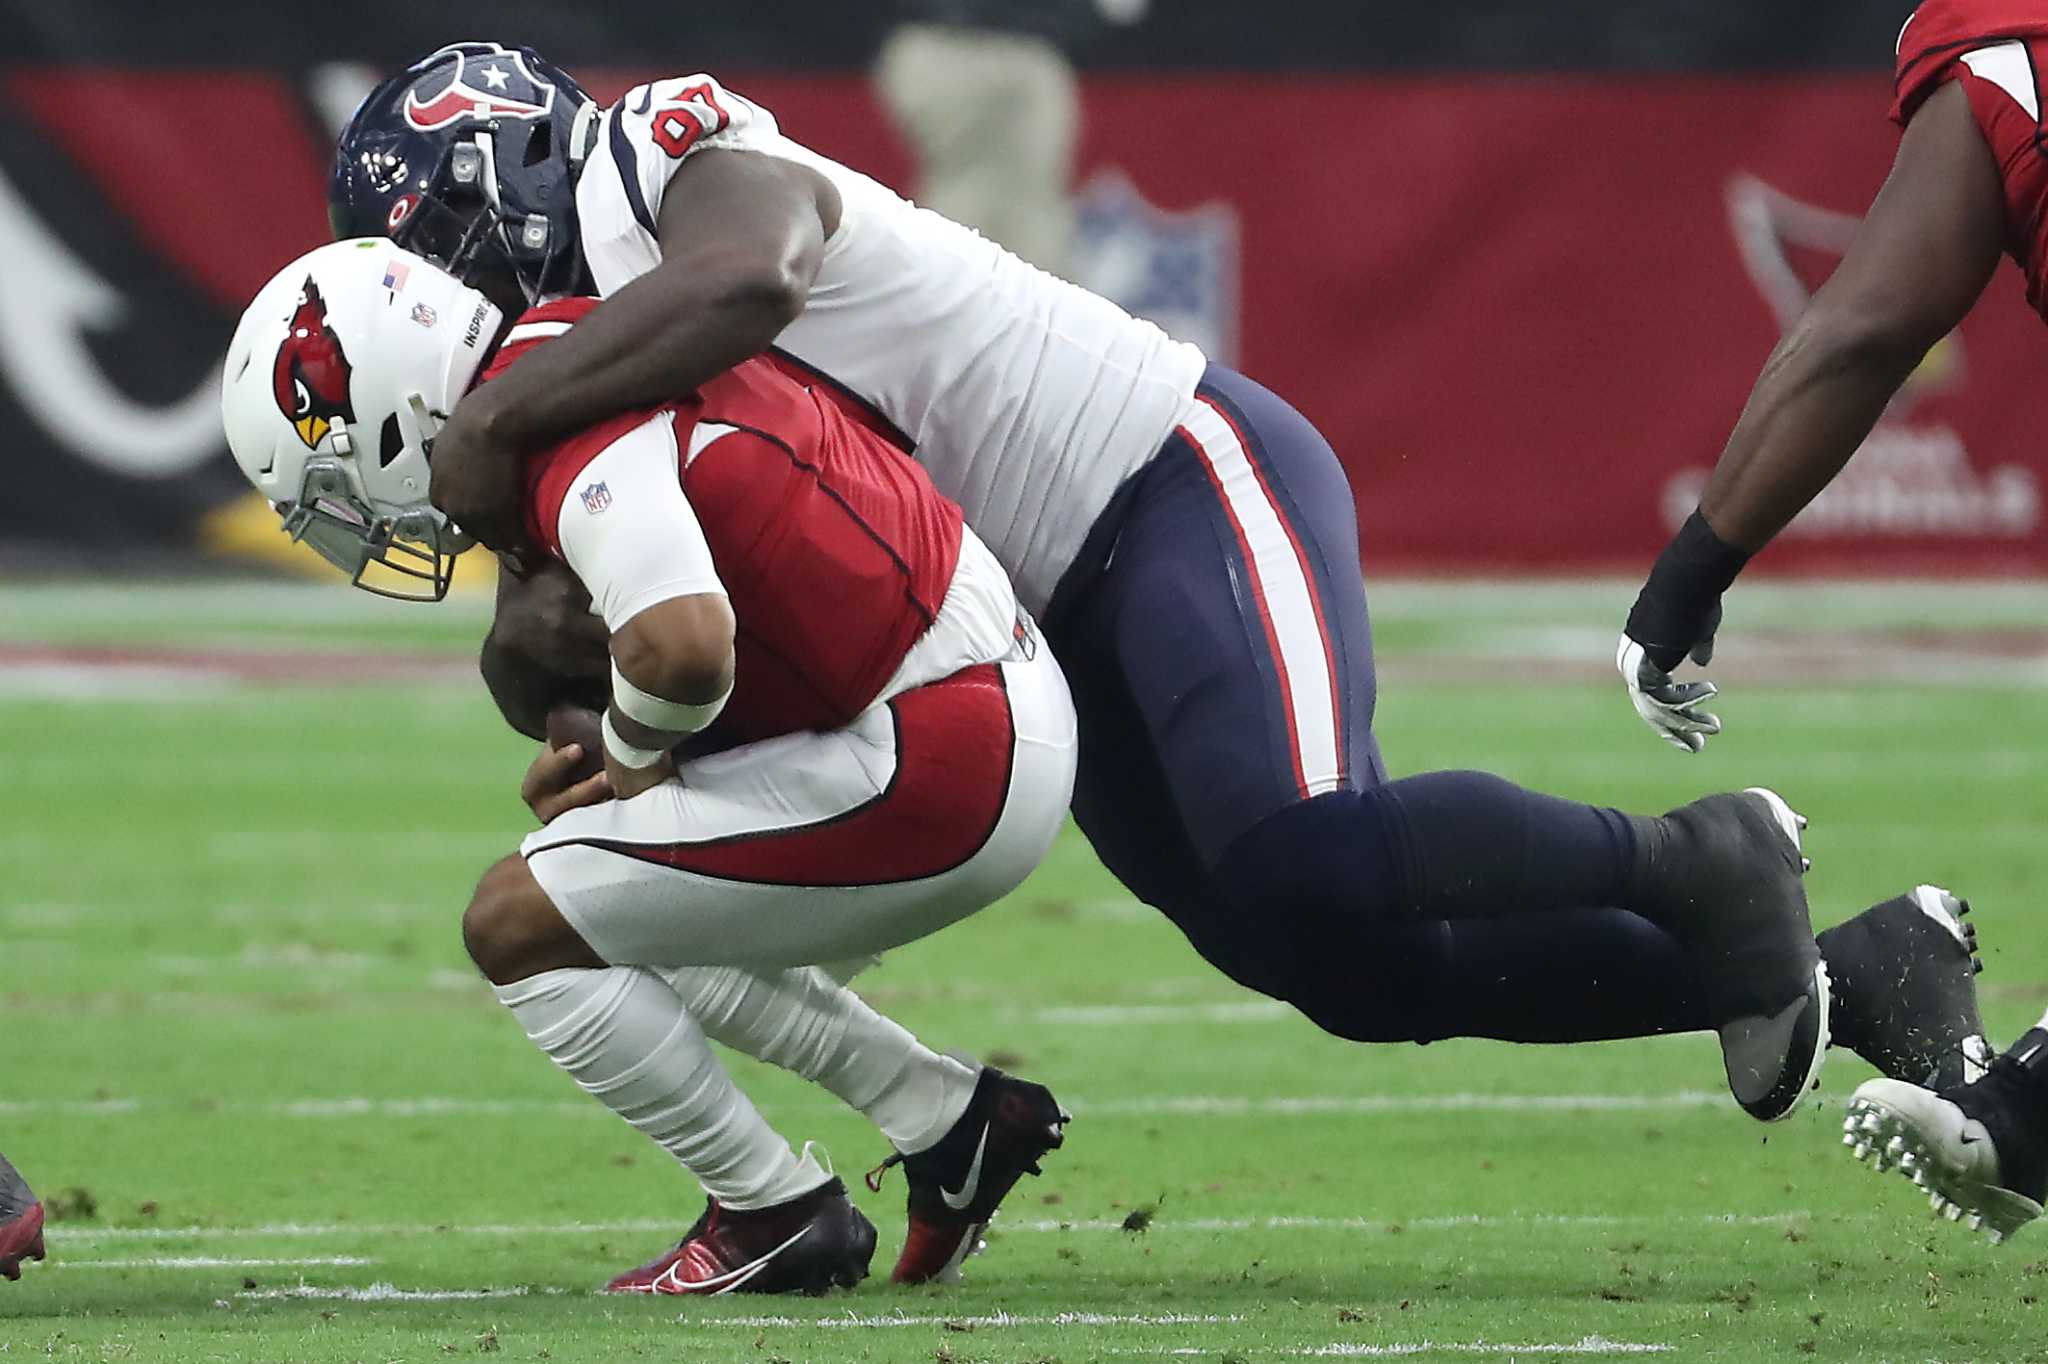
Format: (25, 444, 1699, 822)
(272, 278, 356, 450)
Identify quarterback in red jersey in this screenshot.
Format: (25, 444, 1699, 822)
(1617, 0, 2048, 1242)
(222, 241, 1078, 1291)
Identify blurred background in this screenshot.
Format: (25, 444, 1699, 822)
(5, 0, 2040, 585)
(6, 8, 2048, 1356)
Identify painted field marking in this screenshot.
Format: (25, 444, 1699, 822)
(54, 1256, 375, 1270)
(0, 1090, 1734, 1120)
(1002, 1212, 1805, 1234)
(56, 1211, 1807, 1246)
(1103, 1340, 1671, 1358)
(691, 1312, 1245, 1328)
(238, 1283, 539, 1302)
(1025, 1002, 1296, 1025)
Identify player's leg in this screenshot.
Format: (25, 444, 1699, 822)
(520, 650, 1079, 1282)
(665, 964, 979, 1160)
(462, 859, 873, 1295)
(1053, 366, 1829, 1117)
(519, 655, 1073, 971)
(655, 965, 1067, 1285)
(1056, 596, 1711, 1043)
(0, 1152, 43, 1282)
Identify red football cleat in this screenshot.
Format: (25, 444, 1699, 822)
(604, 1177, 875, 1296)
(868, 1067, 1069, 1284)
(0, 1154, 44, 1282)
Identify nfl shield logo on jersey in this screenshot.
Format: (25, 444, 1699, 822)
(579, 481, 612, 515)
(1069, 168, 1240, 365)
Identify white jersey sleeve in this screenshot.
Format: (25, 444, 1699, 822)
(554, 412, 725, 634)
(573, 71, 1207, 615)
(578, 74, 781, 290)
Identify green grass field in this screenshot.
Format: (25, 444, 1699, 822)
(3, 579, 2046, 1363)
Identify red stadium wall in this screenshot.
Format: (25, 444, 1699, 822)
(4, 69, 2044, 574)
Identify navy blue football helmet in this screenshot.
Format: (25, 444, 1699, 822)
(330, 42, 599, 303)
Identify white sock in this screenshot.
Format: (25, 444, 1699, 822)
(665, 965, 979, 1154)
(495, 966, 829, 1210)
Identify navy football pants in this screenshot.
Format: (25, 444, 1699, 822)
(1043, 365, 1710, 1044)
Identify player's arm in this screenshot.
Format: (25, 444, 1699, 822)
(1618, 80, 2006, 750)
(478, 556, 612, 740)
(554, 420, 736, 799)
(430, 150, 838, 550)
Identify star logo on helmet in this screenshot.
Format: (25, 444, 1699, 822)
(402, 47, 555, 131)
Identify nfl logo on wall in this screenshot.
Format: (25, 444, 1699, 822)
(1069, 168, 1240, 365)
(580, 481, 612, 514)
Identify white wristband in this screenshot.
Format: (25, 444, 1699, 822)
(611, 659, 731, 735)
(601, 711, 672, 770)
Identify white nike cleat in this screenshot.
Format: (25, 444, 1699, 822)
(1844, 1035, 2048, 1244)
(867, 1067, 1069, 1284)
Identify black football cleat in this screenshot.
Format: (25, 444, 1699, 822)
(866, 1067, 1070, 1284)
(0, 1153, 44, 1282)
(1633, 788, 1828, 1122)
(1844, 1026, 2048, 1243)
(603, 1177, 876, 1295)
(1820, 885, 1991, 1090)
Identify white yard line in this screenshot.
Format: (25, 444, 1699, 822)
(1026, 1002, 1297, 1025)
(1296, 1344, 1670, 1358)
(692, 1312, 1245, 1328)
(54, 1256, 375, 1270)
(0, 1090, 1733, 1120)
(1105, 1340, 1671, 1358)
(57, 1219, 681, 1244)
(1069, 1092, 1727, 1116)
(238, 1282, 537, 1302)
(1004, 1213, 1803, 1234)
(55, 1211, 1805, 1246)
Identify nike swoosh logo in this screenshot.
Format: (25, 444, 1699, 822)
(651, 1223, 812, 1295)
(941, 1125, 991, 1212)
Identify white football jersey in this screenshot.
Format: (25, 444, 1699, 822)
(575, 74, 1207, 613)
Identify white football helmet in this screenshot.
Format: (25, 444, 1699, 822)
(220, 238, 504, 600)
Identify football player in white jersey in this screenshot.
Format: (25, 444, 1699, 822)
(330, 43, 1985, 1164)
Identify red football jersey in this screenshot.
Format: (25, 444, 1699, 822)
(1893, 0, 2048, 317)
(493, 299, 966, 746)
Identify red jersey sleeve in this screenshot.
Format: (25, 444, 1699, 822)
(1888, 4, 2048, 312)
(1892, 0, 2048, 123)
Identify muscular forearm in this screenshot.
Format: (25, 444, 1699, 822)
(1696, 316, 1925, 551)
(479, 263, 800, 452)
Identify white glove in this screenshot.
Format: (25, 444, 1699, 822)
(1616, 634, 1722, 754)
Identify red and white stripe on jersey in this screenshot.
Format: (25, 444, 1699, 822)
(1177, 396, 1345, 799)
(525, 663, 1015, 887)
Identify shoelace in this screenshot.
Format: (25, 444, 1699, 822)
(864, 1151, 904, 1194)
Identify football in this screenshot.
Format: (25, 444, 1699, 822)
(544, 702, 605, 783)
